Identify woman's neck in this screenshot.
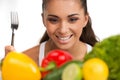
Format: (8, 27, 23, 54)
(45, 39, 87, 60)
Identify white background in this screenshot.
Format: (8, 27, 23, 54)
(0, 0, 120, 60)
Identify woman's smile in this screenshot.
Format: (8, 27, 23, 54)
(55, 34, 73, 44)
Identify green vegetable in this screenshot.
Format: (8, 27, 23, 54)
(43, 60, 83, 80)
(62, 63, 82, 80)
(84, 34, 120, 80)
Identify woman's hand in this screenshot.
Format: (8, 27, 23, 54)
(1, 46, 16, 67)
(5, 45, 16, 56)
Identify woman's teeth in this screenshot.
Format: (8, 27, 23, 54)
(58, 36, 71, 41)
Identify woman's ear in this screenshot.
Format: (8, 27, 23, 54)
(83, 14, 89, 28)
(41, 13, 46, 27)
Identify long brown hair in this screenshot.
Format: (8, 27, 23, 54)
(40, 0, 98, 46)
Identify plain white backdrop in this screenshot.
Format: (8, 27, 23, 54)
(0, 0, 120, 60)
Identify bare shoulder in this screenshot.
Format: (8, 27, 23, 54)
(22, 45, 40, 65)
(23, 45, 40, 55)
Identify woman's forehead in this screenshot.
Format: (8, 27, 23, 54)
(45, 0, 81, 7)
(45, 0, 82, 11)
(44, 1, 83, 14)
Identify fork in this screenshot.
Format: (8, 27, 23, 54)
(11, 11, 19, 46)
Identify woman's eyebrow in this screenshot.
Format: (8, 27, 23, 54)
(47, 14, 79, 18)
(68, 14, 79, 17)
(48, 14, 58, 18)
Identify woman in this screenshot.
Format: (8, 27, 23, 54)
(5, 0, 98, 66)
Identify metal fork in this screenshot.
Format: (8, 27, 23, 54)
(11, 11, 19, 46)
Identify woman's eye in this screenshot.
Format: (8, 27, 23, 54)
(69, 18, 79, 23)
(47, 18, 58, 23)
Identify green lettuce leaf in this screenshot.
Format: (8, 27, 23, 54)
(84, 34, 120, 80)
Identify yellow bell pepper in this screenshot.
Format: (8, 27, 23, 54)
(2, 51, 41, 80)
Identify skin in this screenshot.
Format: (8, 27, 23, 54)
(5, 0, 89, 65)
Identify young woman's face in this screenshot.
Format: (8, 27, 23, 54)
(42, 0, 88, 49)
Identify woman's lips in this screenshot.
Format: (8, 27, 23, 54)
(56, 34, 73, 43)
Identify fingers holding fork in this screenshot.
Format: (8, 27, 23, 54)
(5, 45, 16, 56)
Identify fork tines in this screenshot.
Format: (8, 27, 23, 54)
(11, 11, 19, 30)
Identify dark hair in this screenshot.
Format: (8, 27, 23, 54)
(40, 0, 98, 46)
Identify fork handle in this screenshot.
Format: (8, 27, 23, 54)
(11, 31, 14, 46)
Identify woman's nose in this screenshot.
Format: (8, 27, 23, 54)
(58, 21, 69, 35)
